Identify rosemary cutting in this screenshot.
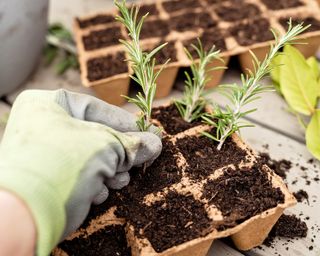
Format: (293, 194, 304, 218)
(115, 0, 169, 132)
(175, 40, 222, 123)
(202, 20, 309, 150)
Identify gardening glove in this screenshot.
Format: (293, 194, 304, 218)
(0, 89, 162, 256)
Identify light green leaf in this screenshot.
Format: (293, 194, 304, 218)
(306, 109, 320, 160)
(270, 54, 283, 85)
(280, 45, 318, 115)
(307, 56, 319, 80)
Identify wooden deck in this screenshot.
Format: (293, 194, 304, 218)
(0, 0, 318, 255)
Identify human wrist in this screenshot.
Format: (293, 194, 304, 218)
(0, 190, 36, 256)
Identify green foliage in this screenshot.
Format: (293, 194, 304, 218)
(115, 0, 169, 131)
(270, 45, 320, 160)
(279, 45, 318, 115)
(202, 20, 309, 150)
(306, 110, 320, 159)
(44, 23, 79, 75)
(175, 40, 223, 123)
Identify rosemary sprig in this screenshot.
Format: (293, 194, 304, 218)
(115, 0, 169, 132)
(202, 20, 310, 150)
(175, 40, 222, 123)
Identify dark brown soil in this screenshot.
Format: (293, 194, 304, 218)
(258, 152, 292, 179)
(77, 14, 116, 28)
(170, 11, 217, 32)
(202, 166, 285, 230)
(130, 3, 159, 19)
(162, 0, 202, 13)
(215, 3, 261, 22)
(144, 41, 177, 64)
(264, 214, 308, 246)
(261, 0, 304, 10)
(230, 18, 274, 46)
(293, 189, 309, 203)
(151, 103, 204, 135)
(116, 191, 212, 253)
(140, 19, 170, 39)
(205, 0, 243, 5)
(184, 28, 227, 58)
(59, 224, 131, 256)
(175, 131, 249, 180)
(82, 26, 123, 51)
(280, 17, 320, 34)
(86, 51, 128, 82)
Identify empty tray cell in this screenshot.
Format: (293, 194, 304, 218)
(170, 11, 217, 32)
(279, 17, 320, 33)
(86, 51, 128, 82)
(230, 18, 273, 46)
(175, 131, 250, 180)
(183, 28, 227, 58)
(214, 3, 261, 22)
(202, 166, 285, 231)
(58, 224, 131, 256)
(260, 0, 304, 10)
(76, 14, 116, 29)
(155, 41, 178, 64)
(82, 26, 123, 51)
(205, 0, 243, 5)
(130, 3, 159, 19)
(140, 19, 170, 39)
(162, 0, 202, 13)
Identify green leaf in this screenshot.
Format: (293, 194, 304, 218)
(306, 110, 320, 160)
(307, 57, 319, 80)
(270, 54, 283, 91)
(280, 45, 318, 115)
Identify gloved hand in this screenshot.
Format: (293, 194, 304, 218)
(0, 89, 162, 256)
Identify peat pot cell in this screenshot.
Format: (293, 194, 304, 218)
(145, 41, 178, 65)
(76, 14, 116, 29)
(162, 0, 202, 13)
(170, 11, 217, 32)
(140, 19, 170, 39)
(280, 17, 320, 34)
(175, 131, 250, 180)
(205, 0, 244, 5)
(129, 3, 159, 19)
(151, 103, 204, 135)
(183, 28, 227, 59)
(58, 224, 131, 256)
(202, 166, 285, 231)
(214, 3, 261, 22)
(230, 18, 273, 46)
(86, 51, 128, 82)
(82, 26, 123, 51)
(120, 138, 183, 200)
(260, 0, 304, 10)
(117, 191, 212, 253)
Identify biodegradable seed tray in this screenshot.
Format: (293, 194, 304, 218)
(53, 103, 296, 256)
(74, 0, 320, 105)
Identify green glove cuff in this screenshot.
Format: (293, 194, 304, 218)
(0, 164, 65, 256)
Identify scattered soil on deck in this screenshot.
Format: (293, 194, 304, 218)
(264, 214, 308, 247)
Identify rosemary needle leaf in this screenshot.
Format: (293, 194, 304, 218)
(202, 20, 309, 150)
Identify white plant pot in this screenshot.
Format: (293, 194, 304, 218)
(0, 0, 49, 95)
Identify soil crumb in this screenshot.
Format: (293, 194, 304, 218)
(264, 214, 308, 246)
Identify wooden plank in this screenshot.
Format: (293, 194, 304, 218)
(6, 60, 95, 103)
(208, 240, 245, 256)
(238, 123, 320, 256)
